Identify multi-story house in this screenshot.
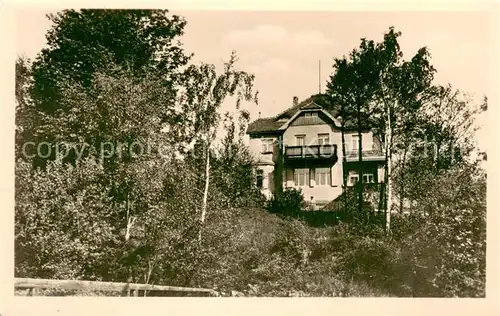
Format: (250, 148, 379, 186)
(247, 94, 386, 209)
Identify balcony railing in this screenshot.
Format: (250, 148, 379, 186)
(285, 144, 337, 159)
(345, 149, 385, 162)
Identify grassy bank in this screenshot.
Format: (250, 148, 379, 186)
(197, 207, 392, 297)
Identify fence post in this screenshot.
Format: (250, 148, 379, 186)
(127, 277, 132, 297)
(28, 287, 39, 296)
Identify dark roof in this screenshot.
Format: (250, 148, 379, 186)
(246, 117, 283, 135)
(247, 96, 320, 135)
(301, 102, 322, 110)
(275, 96, 316, 119)
(247, 94, 373, 135)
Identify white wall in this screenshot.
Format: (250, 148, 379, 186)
(283, 167, 343, 202)
(248, 135, 278, 164)
(344, 131, 374, 152)
(283, 124, 340, 147)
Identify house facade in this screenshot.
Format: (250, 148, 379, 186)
(246, 94, 386, 210)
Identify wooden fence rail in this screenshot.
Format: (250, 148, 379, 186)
(15, 278, 218, 297)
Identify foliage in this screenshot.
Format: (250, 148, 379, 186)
(326, 26, 436, 216)
(329, 162, 486, 297)
(15, 12, 486, 298)
(15, 158, 119, 280)
(393, 163, 486, 297)
(16, 8, 258, 285)
(267, 188, 305, 217)
(211, 113, 265, 208)
(15, 57, 36, 160)
(31, 9, 191, 114)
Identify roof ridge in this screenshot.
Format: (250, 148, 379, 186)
(300, 100, 323, 109)
(300, 99, 315, 107)
(273, 96, 315, 119)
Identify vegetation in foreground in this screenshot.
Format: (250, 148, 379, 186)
(14, 9, 486, 297)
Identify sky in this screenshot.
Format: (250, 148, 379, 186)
(15, 9, 491, 150)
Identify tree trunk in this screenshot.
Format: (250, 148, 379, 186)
(125, 192, 136, 242)
(199, 144, 211, 242)
(341, 122, 347, 215)
(356, 103, 364, 223)
(399, 146, 408, 213)
(386, 104, 393, 232)
(383, 141, 389, 227)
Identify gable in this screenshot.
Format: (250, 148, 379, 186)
(289, 111, 331, 127)
(246, 94, 376, 135)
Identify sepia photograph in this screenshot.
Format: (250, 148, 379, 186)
(4, 1, 497, 312)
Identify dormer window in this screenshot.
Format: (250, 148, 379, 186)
(304, 112, 318, 117)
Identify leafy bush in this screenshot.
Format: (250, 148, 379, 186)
(327, 163, 487, 297)
(267, 188, 305, 217)
(392, 165, 486, 297)
(15, 158, 119, 280)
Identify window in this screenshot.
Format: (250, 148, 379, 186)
(363, 173, 375, 183)
(315, 168, 331, 186)
(294, 168, 309, 187)
(351, 135, 359, 151)
(309, 168, 315, 187)
(318, 133, 330, 145)
(261, 139, 274, 153)
(295, 135, 306, 146)
(256, 169, 264, 188)
(349, 174, 359, 185)
(304, 112, 318, 117)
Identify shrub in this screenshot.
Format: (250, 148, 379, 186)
(267, 188, 305, 217)
(395, 165, 486, 297)
(15, 158, 119, 280)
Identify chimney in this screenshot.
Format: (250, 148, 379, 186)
(293, 96, 299, 106)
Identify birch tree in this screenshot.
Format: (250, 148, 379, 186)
(178, 52, 258, 241)
(373, 28, 435, 228)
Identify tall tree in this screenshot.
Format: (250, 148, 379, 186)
(397, 85, 486, 204)
(28, 9, 192, 157)
(177, 52, 258, 241)
(373, 28, 435, 221)
(15, 56, 35, 160)
(326, 37, 382, 220)
(327, 27, 436, 229)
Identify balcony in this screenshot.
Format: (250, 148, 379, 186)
(345, 149, 385, 162)
(285, 144, 337, 160)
